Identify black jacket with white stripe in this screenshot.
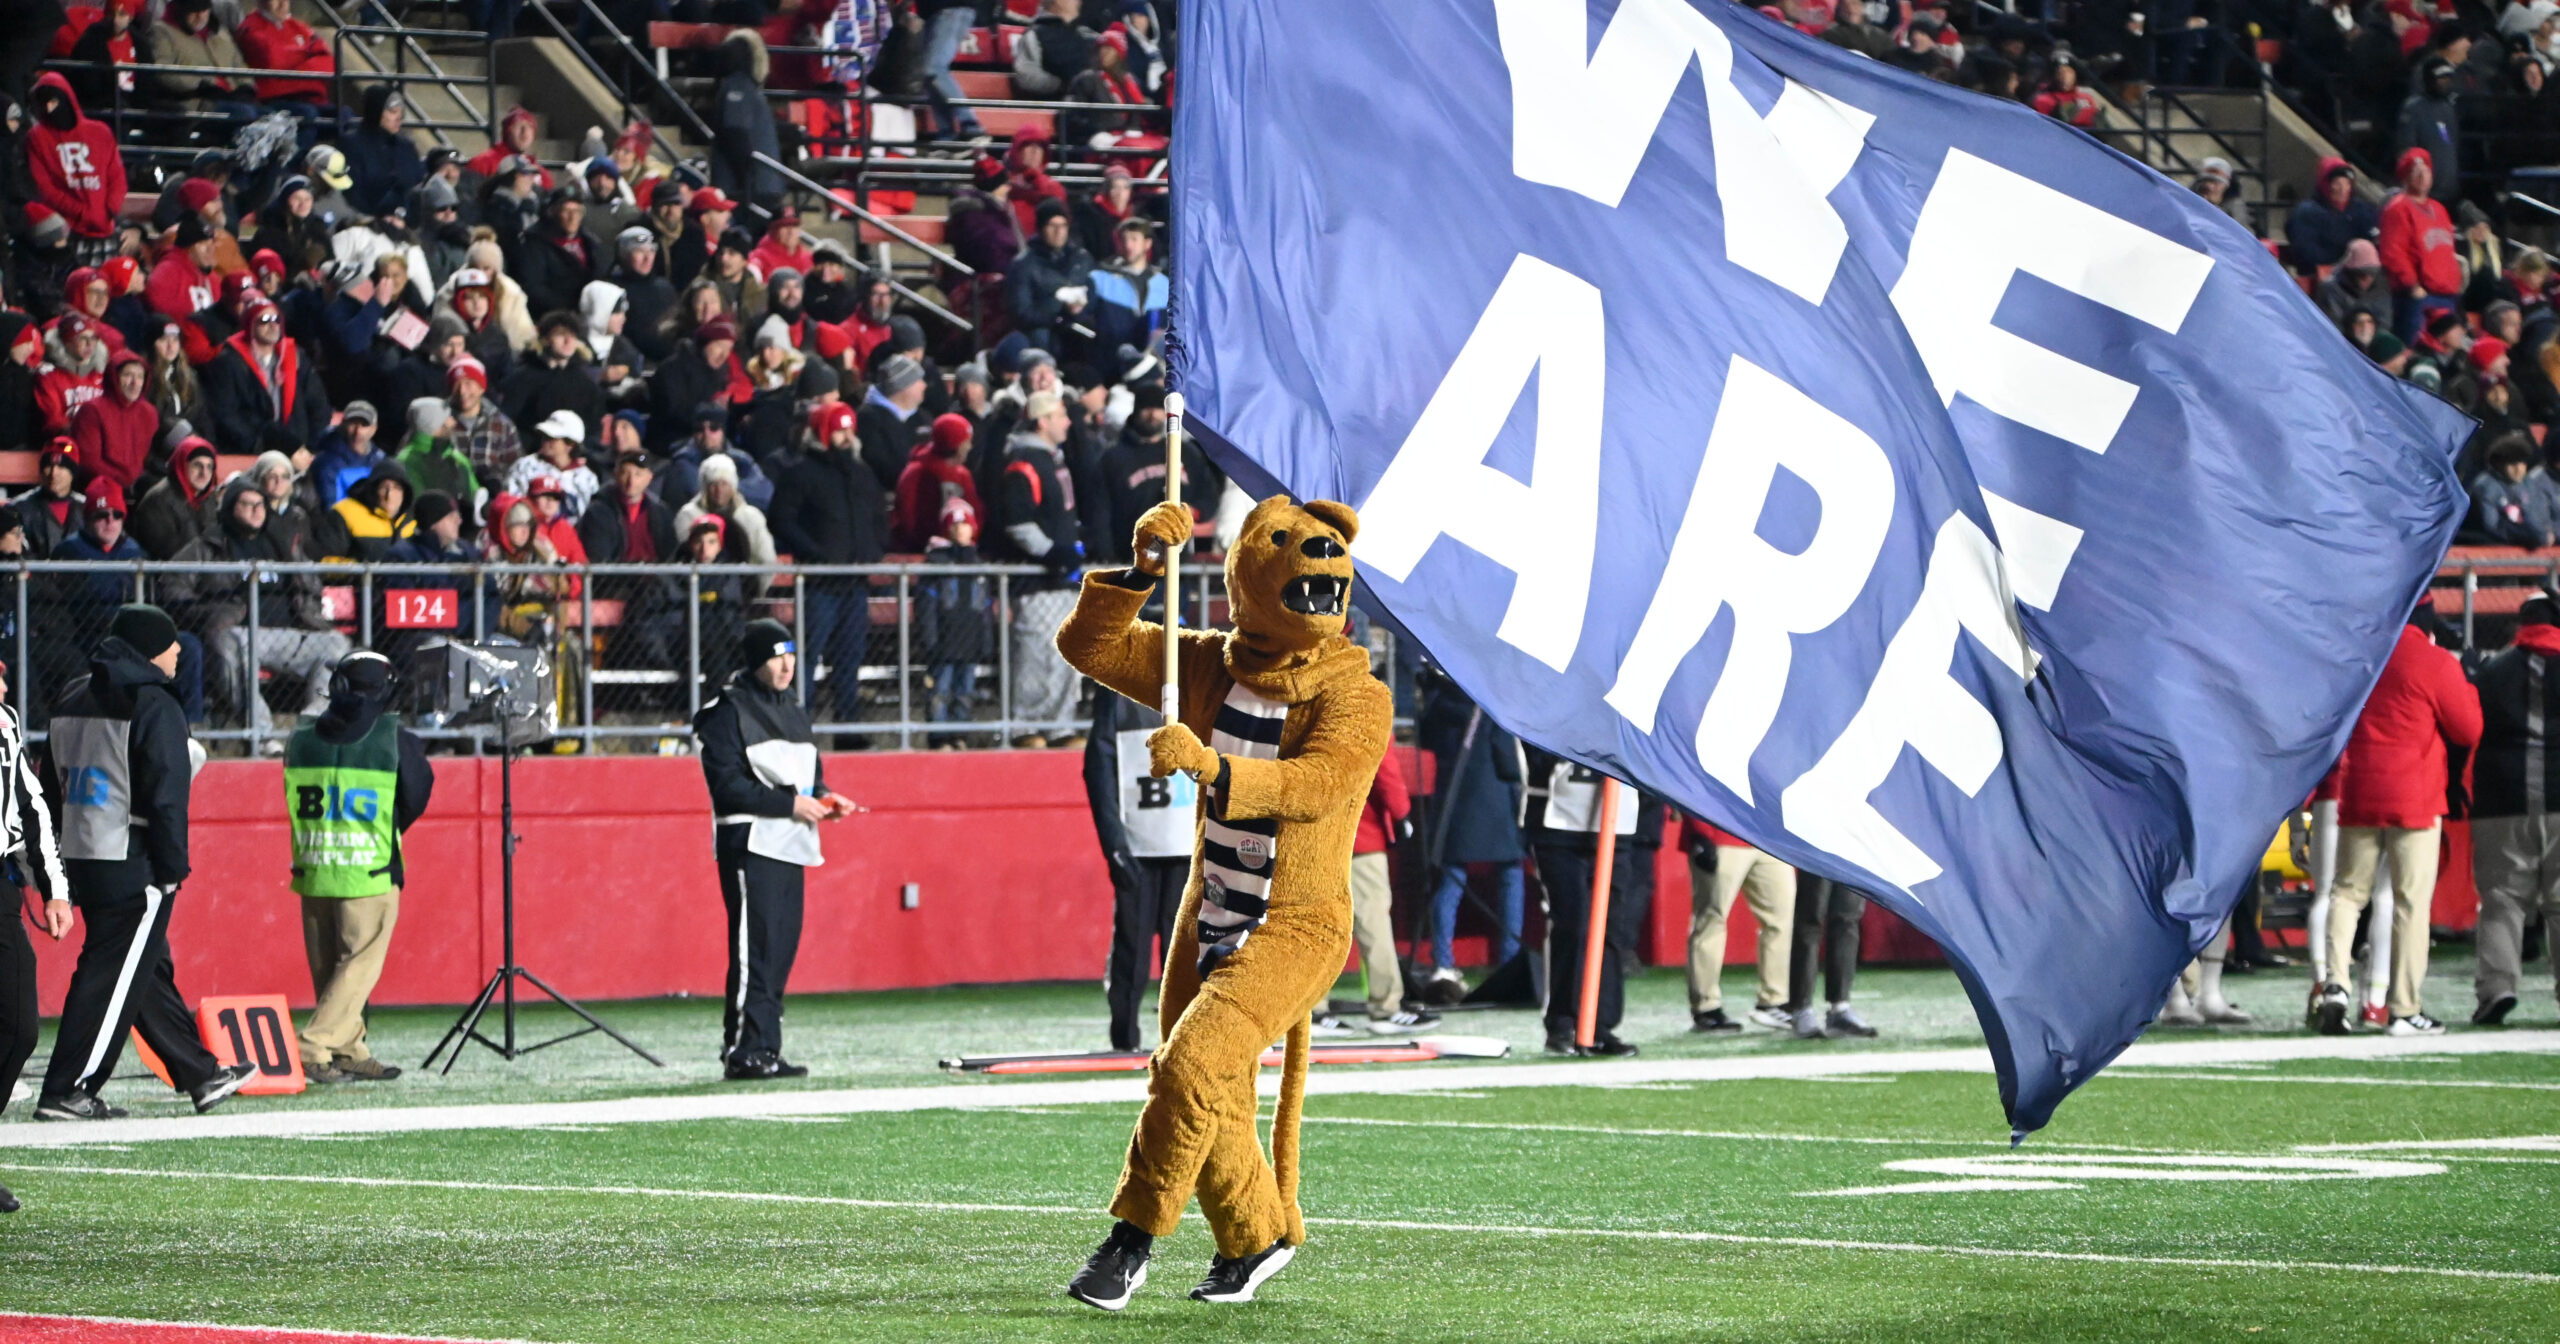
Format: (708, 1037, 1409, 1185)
(0, 703, 67, 902)
(44, 638, 194, 892)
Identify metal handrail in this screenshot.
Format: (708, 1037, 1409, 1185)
(312, 6, 490, 148)
(528, 0, 709, 165)
(752, 150, 970, 275)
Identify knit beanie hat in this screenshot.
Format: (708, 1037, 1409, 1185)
(412, 490, 458, 531)
(408, 396, 452, 439)
(109, 604, 179, 660)
(742, 619, 794, 669)
(877, 354, 924, 396)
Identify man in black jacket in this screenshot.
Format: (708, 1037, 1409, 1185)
(646, 316, 738, 453)
(36, 606, 256, 1120)
(499, 313, 608, 457)
(990, 390, 1085, 743)
(203, 300, 330, 457)
(580, 451, 684, 679)
(1523, 746, 1652, 1059)
(512, 188, 605, 323)
(1006, 200, 1098, 359)
(771, 416, 887, 729)
(693, 620, 854, 1078)
(1084, 693, 1192, 1051)
(856, 354, 931, 493)
(1093, 385, 1219, 565)
(2468, 590, 2560, 1025)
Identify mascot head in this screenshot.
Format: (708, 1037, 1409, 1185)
(1225, 495, 1358, 663)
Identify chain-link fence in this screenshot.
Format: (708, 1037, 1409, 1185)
(4, 559, 1359, 754)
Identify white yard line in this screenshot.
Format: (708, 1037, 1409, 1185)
(0, 1311, 559, 1344)
(2, 1031, 2551, 1149)
(1301, 1115, 2189, 1152)
(5, 1163, 2556, 1286)
(2101, 1072, 2560, 1091)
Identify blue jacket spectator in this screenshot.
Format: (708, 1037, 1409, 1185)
(343, 86, 427, 221)
(2286, 158, 2381, 270)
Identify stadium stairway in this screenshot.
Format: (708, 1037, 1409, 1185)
(2086, 82, 2367, 247)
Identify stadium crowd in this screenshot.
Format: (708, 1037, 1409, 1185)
(1, 0, 1188, 741)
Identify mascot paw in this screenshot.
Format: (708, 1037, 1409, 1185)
(1128, 502, 1194, 578)
(1147, 723, 1218, 781)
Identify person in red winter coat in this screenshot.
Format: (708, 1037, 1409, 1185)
(2378, 148, 2461, 338)
(69, 349, 159, 492)
(236, 0, 335, 104)
(1349, 747, 1433, 1030)
(147, 216, 221, 322)
(34, 314, 109, 432)
(43, 264, 126, 354)
(2321, 612, 2483, 1036)
(24, 72, 126, 248)
(891, 412, 985, 551)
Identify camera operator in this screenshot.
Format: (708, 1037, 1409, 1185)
(37, 605, 256, 1121)
(1, 655, 71, 1213)
(693, 620, 856, 1080)
(287, 651, 433, 1084)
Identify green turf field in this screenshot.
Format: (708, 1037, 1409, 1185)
(2, 957, 2556, 1342)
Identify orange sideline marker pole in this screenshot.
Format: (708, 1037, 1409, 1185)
(1574, 777, 1621, 1049)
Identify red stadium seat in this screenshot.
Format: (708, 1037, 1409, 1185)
(977, 106, 1056, 140)
(646, 20, 732, 50)
(0, 451, 35, 486)
(859, 215, 947, 245)
(2433, 586, 2536, 616)
(953, 70, 1013, 100)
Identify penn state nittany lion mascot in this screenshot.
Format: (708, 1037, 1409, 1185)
(1058, 495, 1392, 1309)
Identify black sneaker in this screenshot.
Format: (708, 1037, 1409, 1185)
(1690, 1008, 1742, 1034)
(191, 1063, 257, 1114)
(2475, 993, 2519, 1027)
(1066, 1222, 1153, 1311)
(1543, 1031, 1579, 1056)
(1584, 1032, 1639, 1058)
(1189, 1239, 1296, 1303)
(0, 1183, 16, 1214)
(769, 1057, 810, 1079)
(725, 1051, 789, 1081)
(2313, 982, 2352, 1037)
(34, 1092, 127, 1122)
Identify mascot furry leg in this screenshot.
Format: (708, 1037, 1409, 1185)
(1059, 496, 1391, 1309)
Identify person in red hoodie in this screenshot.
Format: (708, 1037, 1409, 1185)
(24, 72, 126, 260)
(2378, 147, 2461, 342)
(42, 265, 126, 354)
(236, 0, 335, 105)
(1349, 746, 1437, 1032)
(465, 106, 556, 191)
(69, 349, 158, 492)
(147, 216, 221, 323)
(34, 313, 109, 432)
(891, 412, 986, 551)
(2320, 609, 2483, 1036)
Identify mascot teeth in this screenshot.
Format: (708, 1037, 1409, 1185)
(1281, 575, 1345, 616)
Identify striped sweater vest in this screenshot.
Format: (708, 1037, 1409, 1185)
(1197, 682, 1288, 958)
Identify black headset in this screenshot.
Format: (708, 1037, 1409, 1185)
(327, 649, 403, 703)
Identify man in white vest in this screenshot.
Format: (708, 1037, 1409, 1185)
(693, 619, 857, 1080)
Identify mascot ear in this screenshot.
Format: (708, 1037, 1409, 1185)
(1304, 499, 1359, 546)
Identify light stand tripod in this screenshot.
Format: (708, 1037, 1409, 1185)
(424, 672, 663, 1073)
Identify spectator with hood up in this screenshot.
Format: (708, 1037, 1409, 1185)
(204, 299, 328, 458)
(344, 86, 425, 221)
(25, 72, 125, 263)
(164, 477, 349, 734)
(69, 350, 156, 493)
(130, 437, 219, 560)
(313, 462, 415, 563)
(713, 29, 784, 211)
(2287, 158, 2381, 271)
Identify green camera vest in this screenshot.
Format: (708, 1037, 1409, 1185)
(284, 714, 402, 899)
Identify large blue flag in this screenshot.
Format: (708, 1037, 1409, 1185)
(1166, 0, 2470, 1133)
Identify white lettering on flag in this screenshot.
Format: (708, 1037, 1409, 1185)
(1605, 356, 1894, 799)
(1780, 514, 2035, 889)
(1358, 253, 1605, 673)
(1891, 149, 2214, 453)
(1495, 0, 1874, 304)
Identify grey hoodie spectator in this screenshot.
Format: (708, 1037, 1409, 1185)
(2469, 433, 2560, 547)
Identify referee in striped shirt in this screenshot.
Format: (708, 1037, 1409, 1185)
(2, 654, 71, 1212)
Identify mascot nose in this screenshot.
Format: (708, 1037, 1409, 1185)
(1298, 536, 1345, 560)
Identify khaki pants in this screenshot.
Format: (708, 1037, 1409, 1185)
(1348, 852, 1402, 1016)
(2329, 825, 2438, 1018)
(1687, 846, 1792, 1013)
(2470, 814, 2560, 1010)
(300, 891, 399, 1065)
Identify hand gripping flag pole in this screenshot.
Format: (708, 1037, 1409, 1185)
(1575, 778, 1621, 1050)
(1161, 391, 1186, 723)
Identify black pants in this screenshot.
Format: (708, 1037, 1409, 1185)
(1105, 857, 1186, 1051)
(716, 840, 806, 1063)
(1, 906, 35, 1115)
(1537, 844, 1642, 1039)
(44, 873, 220, 1099)
(1784, 876, 1866, 1013)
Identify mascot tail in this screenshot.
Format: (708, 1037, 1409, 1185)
(1271, 1014, 1312, 1245)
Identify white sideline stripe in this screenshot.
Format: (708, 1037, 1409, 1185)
(6, 1030, 2555, 1149)
(2301, 1135, 2560, 1153)
(8, 1163, 2559, 1285)
(0, 1311, 558, 1344)
(1801, 1178, 2082, 1196)
(2101, 1072, 2560, 1091)
(1302, 1116, 2190, 1153)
